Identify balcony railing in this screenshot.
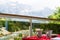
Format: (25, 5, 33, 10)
(0, 13, 60, 36)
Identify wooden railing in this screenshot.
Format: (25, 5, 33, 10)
(0, 13, 60, 36)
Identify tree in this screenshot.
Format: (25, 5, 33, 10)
(48, 7, 60, 33)
(0, 18, 5, 27)
(48, 7, 60, 24)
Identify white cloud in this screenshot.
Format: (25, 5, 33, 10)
(8, 0, 16, 2)
(46, 0, 60, 9)
(0, 0, 7, 4)
(0, 0, 60, 11)
(0, 0, 60, 17)
(17, 0, 60, 11)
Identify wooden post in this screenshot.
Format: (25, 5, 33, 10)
(29, 18, 32, 36)
(5, 18, 8, 30)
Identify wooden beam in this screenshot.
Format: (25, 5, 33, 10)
(0, 13, 60, 21)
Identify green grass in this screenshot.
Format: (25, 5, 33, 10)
(14, 37, 22, 40)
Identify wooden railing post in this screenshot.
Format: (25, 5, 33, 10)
(29, 18, 32, 36)
(5, 18, 8, 30)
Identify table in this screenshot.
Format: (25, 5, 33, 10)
(22, 36, 50, 40)
(22, 34, 60, 40)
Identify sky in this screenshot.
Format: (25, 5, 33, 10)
(0, 0, 60, 11)
(0, 0, 60, 17)
(17, 0, 60, 11)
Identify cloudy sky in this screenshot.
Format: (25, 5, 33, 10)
(0, 0, 60, 17)
(17, 0, 60, 11)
